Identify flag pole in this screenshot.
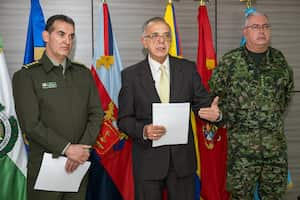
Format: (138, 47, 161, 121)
(215, 0, 218, 57)
(196, 0, 218, 56)
(195, 0, 211, 6)
(0, 36, 3, 54)
(91, 0, 94, 58)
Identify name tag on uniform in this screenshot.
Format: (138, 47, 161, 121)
(42, 82, 57, 89)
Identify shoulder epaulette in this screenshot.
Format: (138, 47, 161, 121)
(22, 61, 39, 69)
(71, 61, 86, 68)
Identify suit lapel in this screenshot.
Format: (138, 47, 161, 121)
(169, 57, 184, 103)
(137, 56, 184, 103)
(138, 59, 161, 102)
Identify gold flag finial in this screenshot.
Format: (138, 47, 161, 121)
(194, 0, 208, 6)
(168, 0, 172, 3)
(240, 0, 253, 8)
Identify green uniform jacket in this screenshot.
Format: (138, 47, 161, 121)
(12, 53, 103, 187)
(209, 45, 294, 158)
(209, 46, 294, 131)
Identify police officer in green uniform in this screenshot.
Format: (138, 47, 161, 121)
(209, 12, 294, 199)
(13, 15, 103, 200)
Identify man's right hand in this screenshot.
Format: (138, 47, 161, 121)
(144, 124, 166, 140)
(65, 144, 91, 164)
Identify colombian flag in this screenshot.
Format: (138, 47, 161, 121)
(163, 2, 204, 200)
(164, 2, 182, 58)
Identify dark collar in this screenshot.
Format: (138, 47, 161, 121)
(38, 52, 72, 73)
(242, 45, 272, 66)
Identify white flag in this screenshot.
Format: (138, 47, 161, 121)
(0, 36, 27, 200)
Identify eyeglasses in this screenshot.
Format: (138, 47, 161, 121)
(144, 32, 171, 41)
(245, 24, 271, 31)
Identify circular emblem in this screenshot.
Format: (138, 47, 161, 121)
(0, 104, 18, 157)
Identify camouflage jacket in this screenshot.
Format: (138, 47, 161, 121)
(209, 46, 294, 131)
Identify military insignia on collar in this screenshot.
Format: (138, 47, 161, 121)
(42, 82, 57, 89)
(0, 104, 18, 157)
(23, 61, 39, 69)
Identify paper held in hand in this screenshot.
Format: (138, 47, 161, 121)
(152, 103, 190, 147)
(34, 152, 90, 192)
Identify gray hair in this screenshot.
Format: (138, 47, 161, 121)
(141, 17, 172, 56)
(142, 16, 171, 35)
(244, 11, 270, 27)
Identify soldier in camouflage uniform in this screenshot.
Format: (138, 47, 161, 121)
(209, 12, 294, 199)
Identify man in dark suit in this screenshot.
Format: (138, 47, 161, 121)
(118, 17, 221, 200)
(13, 15, 103, 200)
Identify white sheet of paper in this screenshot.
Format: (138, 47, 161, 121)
(152, 103, 190, 147)
(34, 152, 91, 192)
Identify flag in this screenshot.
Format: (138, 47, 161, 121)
(22, 0, 45, 153)
(86, 2, 134, 200)
(196, 4, 229, 200)
(0, 36, 27, 200)
(163, 2, 206, 199)
(164, 2, 182, 58)
(240, 7, 293, 199)
(197, 4, 216, 91)
(23, 0, 45, 65)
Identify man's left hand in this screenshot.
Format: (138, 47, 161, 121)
(65, 158, 80, 173)
(198, 96, 220, 122)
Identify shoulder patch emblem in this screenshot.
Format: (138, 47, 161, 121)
(0, 104, 18, 157)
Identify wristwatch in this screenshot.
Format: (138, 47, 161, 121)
(216, 111, 222, 122)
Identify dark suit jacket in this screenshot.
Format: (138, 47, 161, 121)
(118, 56, 211, 180)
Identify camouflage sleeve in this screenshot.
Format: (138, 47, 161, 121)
(284, 59, 294, 108)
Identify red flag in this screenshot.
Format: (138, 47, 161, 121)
(197, 5, 216, 91)
(91, 66, 134, 200)
(196, 5, 229, 200)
